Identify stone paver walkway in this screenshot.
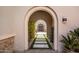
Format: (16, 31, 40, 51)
(32, 32, 50, 49)
(25, 32, 55, 53)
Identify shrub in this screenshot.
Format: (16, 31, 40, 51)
(61, 28, 79, 52)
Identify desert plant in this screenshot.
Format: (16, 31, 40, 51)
(61, 34, 76, 52)
(70, 28, 79, 39)
(61, 28, 79, 52)
(70, 28, 79, 52)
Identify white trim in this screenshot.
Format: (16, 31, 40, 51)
(25, 6, 58, 51)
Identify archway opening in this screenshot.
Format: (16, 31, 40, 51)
(25, 6, 58, 52)
(37, 23, 44, 32)
(28, 10, 54, 49)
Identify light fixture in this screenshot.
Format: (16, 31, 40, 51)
(62, 17, 67, 24)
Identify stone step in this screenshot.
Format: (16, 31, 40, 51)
(36, 35, 45, 38)
(32, 32, 50, 49)
(26, 49, 55, 53)
(36, 38, 46, 40)
(33, 44, 49, 48)
(35, 41, 47, 44)
(35, 43, 48, 45)
(35, 39, 46, 41)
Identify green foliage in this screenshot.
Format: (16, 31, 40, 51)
(28, 20, 35, 40)
(61, 28, 79, 52)
(70, 28, 79, 39)
(70, 28, 79, 50)
(61, 34, 76, 52)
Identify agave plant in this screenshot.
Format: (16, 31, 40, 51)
(69, 28, 79, 52)
(61, 34, 76, 52)
(70, 28, 79, 39)
(61, 28, 79, 52)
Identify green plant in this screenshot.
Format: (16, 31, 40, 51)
(61, 34, 76, 52)
(70, 28, 79, 52)
(61, 28, 79, 52)
(28, 20, 35, 40)
(70, 28, 79, 39)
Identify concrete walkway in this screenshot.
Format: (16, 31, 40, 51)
(25, 32, 55, 53)
(26, 49, 55, 53)
(32, 32, 50, 49)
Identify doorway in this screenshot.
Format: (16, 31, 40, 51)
(25, 6, 58, 52)
(28, 10, 54, 49)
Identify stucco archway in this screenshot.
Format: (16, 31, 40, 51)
(25, 6, 58, 51)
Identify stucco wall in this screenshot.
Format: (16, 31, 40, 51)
(0, 6, 79, 52)
(52, 7, 79, 52)
(0, 7, 15, 36)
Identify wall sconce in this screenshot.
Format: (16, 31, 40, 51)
(62, 17, 67, 24)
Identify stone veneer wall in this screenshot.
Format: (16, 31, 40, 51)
(0, 37, 14, 53)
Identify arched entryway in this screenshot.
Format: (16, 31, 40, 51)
(25, 6, 58, 52)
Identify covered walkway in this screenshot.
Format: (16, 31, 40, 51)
(25, 32, 55, 53)
(31, 32, 52, 49)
